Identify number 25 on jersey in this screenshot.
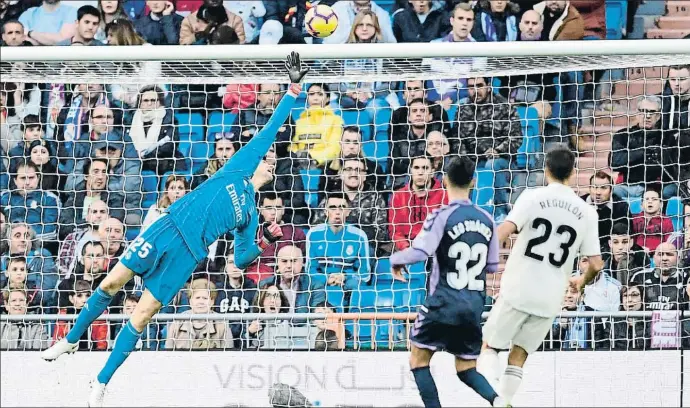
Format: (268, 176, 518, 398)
(447, 242, 487, 291)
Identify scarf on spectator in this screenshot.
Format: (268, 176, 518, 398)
(480, 11, 517, 42)
(63, 92, 107, 143)
(129, 107, 167, 156)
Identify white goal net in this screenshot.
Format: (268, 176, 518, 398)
(1, 41, 690, 407)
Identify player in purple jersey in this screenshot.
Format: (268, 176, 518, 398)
(391, 156, 507, 408)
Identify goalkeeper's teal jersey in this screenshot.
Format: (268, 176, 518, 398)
(166, 92, 297, 269)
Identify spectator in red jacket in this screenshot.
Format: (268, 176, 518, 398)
(245, 192, 306, 284)
(389, 155, 448, 251)
(53, 279, 108, 350)
(632, 187, 674, 253)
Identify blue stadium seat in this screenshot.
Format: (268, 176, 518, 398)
(472, 169, 496, 216)
(374, 258, 426, 287)
(175, 112, 204, 141)
(206, 110, 237, 140)
(325, 286, 346, 312)
(299, 168, 322, 208)
(126, 227, 140, 241)
(515, 106, 542, 170)
(606, 0, 628, 40)
(628, 197, 642, 215)
(188, 141, 211, 173)
(141, 170, 159, 208)
(666, 196, 684, 232)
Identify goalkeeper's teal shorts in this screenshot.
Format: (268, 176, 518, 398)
(119, 215, 200, 306)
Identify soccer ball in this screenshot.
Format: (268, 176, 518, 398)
(305, 4, 338, 38)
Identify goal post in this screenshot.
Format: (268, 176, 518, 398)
(1, 39, 690, 407)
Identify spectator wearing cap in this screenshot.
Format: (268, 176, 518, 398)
(134, 0, 183, 45)
(471, 0, 520, 42)
(127, 85, 181, 175)
(324, 0, 396, 44)
(1, 160, 61, 241)
(191, 129, 240, 190)
(142, 174, 189, 231)
(55, 5, 104, 46)
(235, 83, 295, 159)
(533, 0, 584, 41)
(59, 158, 126, 239)
(20, 0, 77, 45)
(290, 83, 344, 169)
(392, 0, 450, 43)
(1, 19, 32, 46)
(179, 0, 245, 44)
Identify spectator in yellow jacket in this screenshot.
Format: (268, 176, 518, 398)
(290, 84, 343, 168)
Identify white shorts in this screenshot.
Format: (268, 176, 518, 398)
(482, 297, 554, 354)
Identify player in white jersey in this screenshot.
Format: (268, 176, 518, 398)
(477, 145, 604, 406)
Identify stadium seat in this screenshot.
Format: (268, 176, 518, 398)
(188, 141, 212, 173)
(206, 110, 237, 140)
(666, 196, 684, 231)
(606, 0, 628, 40)
(472, 169, 496, 215)
(515, 106, 542, 170)
(374, 258, 426, 287)
(325, 286, 346, 313)
(175, 112, 204, 141)
(126, 227, 140, 241)
(141, 170, 159, 208)
(299, 168, 322, 208)
(628, 197, 642, 214)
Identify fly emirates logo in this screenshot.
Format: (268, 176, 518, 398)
(226, 184, 246, 223)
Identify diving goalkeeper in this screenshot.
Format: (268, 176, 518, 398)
(41, 52, 310, 407)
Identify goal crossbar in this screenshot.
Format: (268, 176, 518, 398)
(2, 40, 689, 85)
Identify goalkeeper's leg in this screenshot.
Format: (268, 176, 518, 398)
(88, 289, 162, 407)
(41, 263, 135, 361)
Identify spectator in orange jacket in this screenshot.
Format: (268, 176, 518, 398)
(179, 0, 245, 44)
(632, 188, 675, 253)
(533, 0, 584, 40)
(389, 155, 448, 251)
(570, 0, 605, 39)
(53, 280, 108, 350)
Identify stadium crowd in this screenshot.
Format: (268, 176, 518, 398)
(0, 0, 689, 352)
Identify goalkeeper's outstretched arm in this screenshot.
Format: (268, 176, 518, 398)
(226, 52, 310, 178)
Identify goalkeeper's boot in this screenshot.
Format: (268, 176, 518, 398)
(493, 396, 512, 407)
(88, 379, 107, 407)
(40, 338, 78, 361)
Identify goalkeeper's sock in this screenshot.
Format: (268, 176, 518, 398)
(97, 321, 142, 385)
(411, 366, 441, 408)
(500, 365, 524, 405)
(477, 348, 500, 384)
(66, 287, 113, 344)
(457, 367, 498, 405)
